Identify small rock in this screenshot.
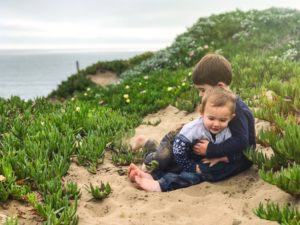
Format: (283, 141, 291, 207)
(232, 219, 242, 225)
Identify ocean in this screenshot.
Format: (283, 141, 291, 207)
(0, 50, 140, 100)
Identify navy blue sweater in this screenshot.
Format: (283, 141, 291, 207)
(206, 97, 256, 162)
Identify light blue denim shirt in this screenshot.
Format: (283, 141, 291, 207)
(173, 117, 231, 172)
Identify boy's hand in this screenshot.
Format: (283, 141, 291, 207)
(195, 164, 201, 174)
(193, 140, 209, 156)
(201, 156, 229, 167)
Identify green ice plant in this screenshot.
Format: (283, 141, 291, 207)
(63, 181, 81, 200)
(85, 182, 112, 201)
(146, 160, 159, 172)
(255, 202, 300, 225)
(259, 164, 300, 197)
(245, 149, 285, 171)
(43, 200, 79, 225)
(75, 132, 107, 167)
(9, 184, 30, 200)
(0, 97, 136, 223)
(26, 190, 79, 223)
(110, 139, 144, 166)
(4, 217, 18, 225)
(112, 151, 136, 166)
(0, 158, 17, 201)
(78, 69, 197, 117)
(249, 74, 300, 223)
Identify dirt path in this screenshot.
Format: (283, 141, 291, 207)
(87, 70, 119, 86)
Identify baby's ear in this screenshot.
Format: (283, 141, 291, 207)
(231, 113, 236, 119)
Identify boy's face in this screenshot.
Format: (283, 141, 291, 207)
(201, 103, 235, 134)
(194, 84, 213, 97)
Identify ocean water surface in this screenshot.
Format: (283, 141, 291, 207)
(0, 50, 140, 100)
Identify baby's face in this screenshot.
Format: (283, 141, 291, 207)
(201, 103, 234, 134)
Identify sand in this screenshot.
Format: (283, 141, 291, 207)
(87, 70, 119, 86)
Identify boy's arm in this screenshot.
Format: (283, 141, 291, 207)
(173, 135, 197, 173)
(205, 105, 250, 161)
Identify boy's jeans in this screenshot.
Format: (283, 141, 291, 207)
(143, 128, 180, 171)
(152, 159, 252, 192)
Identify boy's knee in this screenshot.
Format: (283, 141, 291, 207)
(144, 148, 173, 171)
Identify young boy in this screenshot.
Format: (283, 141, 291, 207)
(129, 53, 255, 192)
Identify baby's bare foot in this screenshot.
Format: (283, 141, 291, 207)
(137, 170, 153, 180)
(135, 176, 161, 192)
(129, 169, 138, 182)
(128, 163, 140, 175)
(132, 135, 147, 150)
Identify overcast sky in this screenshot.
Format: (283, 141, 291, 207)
(1, 0, 300, 51)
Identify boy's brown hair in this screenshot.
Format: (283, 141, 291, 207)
(192, 53, 232, 85)
(199, 87, 236, 114)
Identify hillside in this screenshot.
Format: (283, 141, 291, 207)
(1, 7, 300, 224)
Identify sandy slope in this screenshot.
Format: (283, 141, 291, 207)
(67, 106, 291, 225)
(87, 70, 119, 86)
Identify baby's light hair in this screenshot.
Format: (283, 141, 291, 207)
(199, 87, 236, 114)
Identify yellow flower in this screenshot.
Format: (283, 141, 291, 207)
(87, 87, 91, 91)
(167, 87, 173, 91)
(188, 72, 192, 76)
(139, 82, 142, 86)
(123, 94, 129, 99)
(41, 121, 45, 126)
(182, 82, 186, 86)
(126, 99, 130, 103)
(125, 85, 130, 89)
(76, 107, 80, 112)
(84, 92, 88, 96)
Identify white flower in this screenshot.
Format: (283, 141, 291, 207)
(181, 82, 186, 86)
(123, 94, 129, 99)
(167, 87, 173, 91)
(84, 92, 88, 96)
(188, 51, 195, 57)
(144, 75, 149, 80)
(41, 121, 45, 126)
(188, 72, 192, 76)
(87, 87, 91, 91)
(76, 107, 80, 112)
(125, 85, 130, 89)
(204, 44, 209, 49)
(71, 97, 75, 101)
(126, 99, 130, 103)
